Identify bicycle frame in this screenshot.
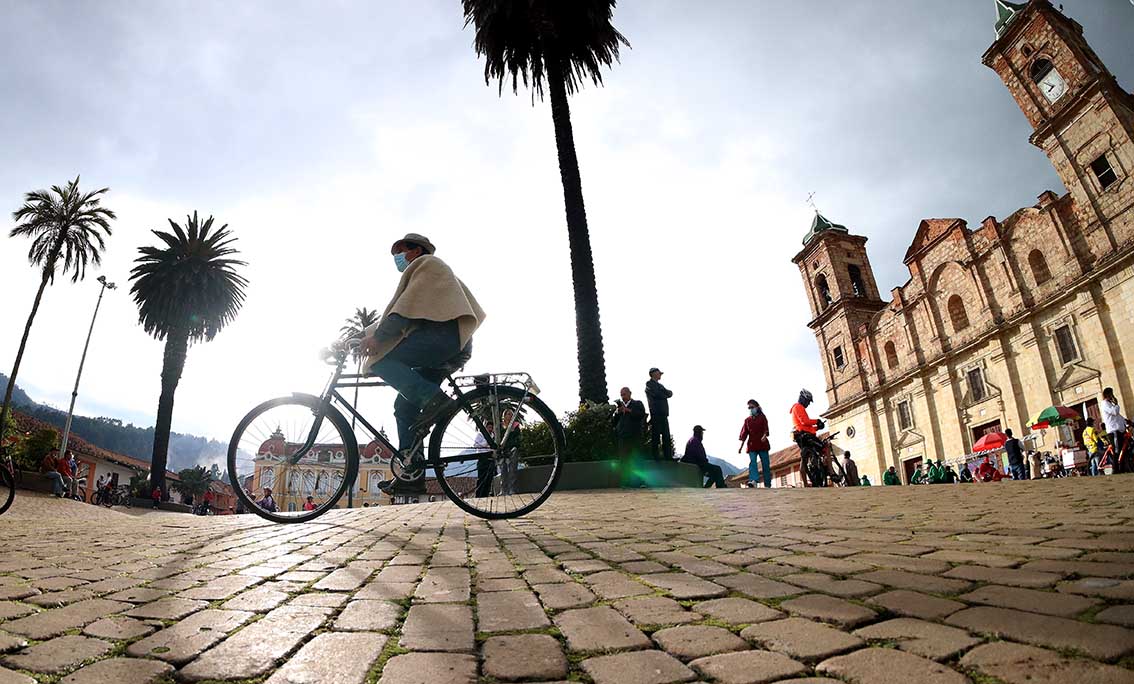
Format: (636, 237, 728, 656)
(281, 352, 539, 469)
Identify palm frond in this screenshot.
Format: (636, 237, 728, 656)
(8, 176, 115, 283)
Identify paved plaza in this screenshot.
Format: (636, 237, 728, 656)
(2, 478, 1134, 683)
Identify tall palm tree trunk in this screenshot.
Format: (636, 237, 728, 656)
(548, 60, 609, 404)
(0, 236, 67, 442)
(149, 328, 188, 494)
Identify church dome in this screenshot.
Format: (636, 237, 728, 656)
(802, 212, 849, 245)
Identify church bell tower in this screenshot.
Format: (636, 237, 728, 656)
(983, 0, 1134, 242)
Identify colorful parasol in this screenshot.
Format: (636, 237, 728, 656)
(1027, 405, 1081, 429)
(973, 431, 1008, 453)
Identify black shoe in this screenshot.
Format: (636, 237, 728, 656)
(379, 477, 426, 495)
(409, 393, 456, 435)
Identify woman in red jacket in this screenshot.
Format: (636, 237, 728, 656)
(739, 399, 772, 488)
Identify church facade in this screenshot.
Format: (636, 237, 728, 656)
(794, 0, 1134, 484)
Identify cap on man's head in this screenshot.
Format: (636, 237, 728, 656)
(693, 425, 706, 433)
(391, 233, 436, 256)
(649, 367, 662, 374)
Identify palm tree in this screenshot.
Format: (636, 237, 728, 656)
(463, 0, 628, 404)
(129, 212, 247, 494)
(0, 177, 115, 442)
(340, 307, 379, 429)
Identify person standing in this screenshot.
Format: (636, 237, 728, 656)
(1004, 429, 1026, 480)
(738, 400, 771, 488)
(842, 452, 860, 487)
(56, 450, 75, 498)
(646, 368, 673, 460)
(681, 425, 725, 488)
(1083, 417, 1107, 476)
(151, 486, 162, 509)
(883, 466, 902, 485)
(1102, 388, 1128, 473)
(613, 387, 647, 485)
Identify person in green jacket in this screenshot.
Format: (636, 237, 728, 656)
(860, 475, 872, 486)
(883, 466, 902, 485)
(927, 459, 945, 484)
(910, 463, 927, 484)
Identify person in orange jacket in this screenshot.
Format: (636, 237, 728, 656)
(791, 389, 826, 486)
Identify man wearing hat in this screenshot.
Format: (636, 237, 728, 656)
(645, 368, 674, 460)
(360, 233, 486, 490)
(681, 425, 726, 488)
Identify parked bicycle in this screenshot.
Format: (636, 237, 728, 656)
(228, 341, 566, 523)
(802, 431, 844, 487)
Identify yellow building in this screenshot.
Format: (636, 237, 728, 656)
(794, 0, 1134, 484)
(252, 428, 395, 511)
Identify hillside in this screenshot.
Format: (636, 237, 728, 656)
(1, 373, 228, 472)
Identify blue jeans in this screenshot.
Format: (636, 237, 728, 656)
(44, 471, 64, 496)
(1010, 463, 1026, 480)
(748, 450, 771, 487)
(1089, 451, 1101, 476)
(369, 323, 462, 450)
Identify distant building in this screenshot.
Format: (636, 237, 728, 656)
(250, 427, 396, 511)
(794, 0, 1134, 485)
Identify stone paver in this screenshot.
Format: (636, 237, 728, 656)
(400, 604, 475, 652)
(483, 634, 568, 681)
(960, 641, 1134, 684)
(817, 647, 970, 684)
(741, 617, 864, 661)
(268, 632, 387, 684)
(555, 606, 651, 652)
(959, 584, 1099, 617)
(716, 572, 801, 599)
(781, 572, 883, 598)
(477, 589, 549, 632)
(532, 581, 596, 609)
(653, 625, 748, 660)
(1097, 604, 1134, 627)
(1, 599, 130, 640)
(780, 593, 876, 627)
(126, 609, 252, 664)
(854, 618, 981, 660)
(583, 649, 695, 684)
(614, 596, 701, 626)
(689, 650, 808, 684)
(60, 657, 174, 684)
(0, 666, 35, 684)
(947, 606, 1134, 660)
(693, 597, 782, 625)
(124, 597, 206, 620)
(415, 567, 471, 603)
(379, 652, 475, 684)
(867, 589, 965, 620)
(2, 635, 111, 673)
(334, 599, 400, 631)
(179, 605, 330, 680)
(82, 616, 154, 640)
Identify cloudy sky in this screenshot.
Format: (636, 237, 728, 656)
(2, 0, 1132, 470)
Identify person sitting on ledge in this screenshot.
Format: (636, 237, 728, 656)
(681, 425, 726, 488)
(883, 465, 902, 485)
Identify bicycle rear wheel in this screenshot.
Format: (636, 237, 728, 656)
(228, 395, 358, 523)
(428, 384, 564, 519)
(0, 468, 14, 516)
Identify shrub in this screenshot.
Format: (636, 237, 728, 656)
(13, 427, 57, 472)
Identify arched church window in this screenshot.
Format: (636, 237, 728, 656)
(1030, 58, 1054, 83)
(815, 275, 832, 309)
(948, 295, 969, 332)
(884, 341, 899, 370)
(848, 265, 866, 298)
(1028, 249, 1052, 285)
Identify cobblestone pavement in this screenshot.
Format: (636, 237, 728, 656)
(2, 477, 1134, 684)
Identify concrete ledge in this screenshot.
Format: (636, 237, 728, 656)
(516, 459, 702, 492)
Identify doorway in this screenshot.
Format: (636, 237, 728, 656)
(902, 456, 923, 484)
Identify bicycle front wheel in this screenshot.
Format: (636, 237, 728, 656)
(228, 395, 358, 523)
(429, 384, 564, 519)
(0, 468, 14, 516)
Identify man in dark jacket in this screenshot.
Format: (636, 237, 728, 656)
(612, 387, 647, 460)
(646, 368, 674, 460)
(682, 425, 725, 488)
(1004, 428, 1026, 480)
(842, 452, 860, 487)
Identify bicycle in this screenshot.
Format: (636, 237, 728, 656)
(799, 431, 842, 488)
(0, 445, 20, 516)
(227, 341, 566, 523)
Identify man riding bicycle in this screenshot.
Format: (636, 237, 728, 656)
(357, 233, 486, 493)
(791, 389, 826, 486)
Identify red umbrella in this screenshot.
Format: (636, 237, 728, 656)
(973, 431, 1008, 453)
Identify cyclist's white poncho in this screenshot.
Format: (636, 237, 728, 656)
(361, 254, 486, 367)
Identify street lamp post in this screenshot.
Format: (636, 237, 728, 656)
(59, 275, 116, 457)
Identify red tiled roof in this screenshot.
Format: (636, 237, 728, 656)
(12, 410, 181, 480)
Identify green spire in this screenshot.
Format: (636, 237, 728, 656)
(994, 0, 1028, 37)
(803, 212, 849, 245)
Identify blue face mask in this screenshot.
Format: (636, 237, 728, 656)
(394, 252, 410, 272)
(749, 407, 760, 416)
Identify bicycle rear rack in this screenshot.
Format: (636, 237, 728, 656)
(451, 372, 540, 395)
